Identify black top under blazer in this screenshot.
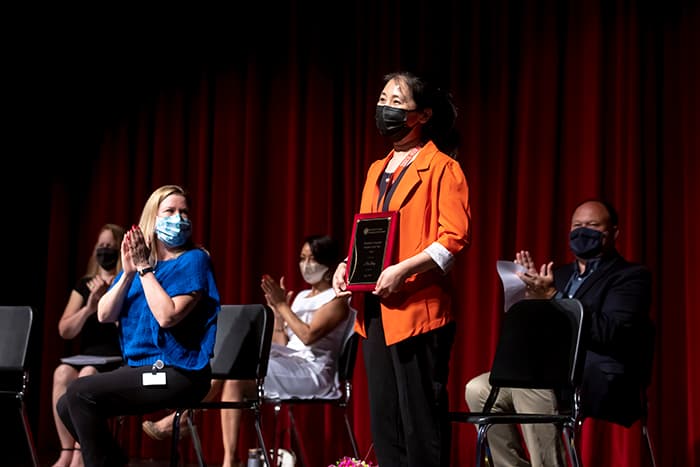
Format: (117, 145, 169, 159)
(554, 251, 653, 427)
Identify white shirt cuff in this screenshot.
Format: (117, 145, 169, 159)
(424, 242, 454, 272)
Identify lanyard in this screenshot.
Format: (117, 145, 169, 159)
(377, 146, 421, 211)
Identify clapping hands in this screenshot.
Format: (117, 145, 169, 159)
(515, 250, 556, 299)
(261, 274, 293, 310)
(122, 224, 151, 274)
(86, 276, 110, 309)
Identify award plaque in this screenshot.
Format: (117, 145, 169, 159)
(345, 211, 398, 291)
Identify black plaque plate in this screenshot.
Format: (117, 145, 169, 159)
(345, 211, 398, 291)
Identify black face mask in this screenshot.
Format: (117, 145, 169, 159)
(569, 227, 604, 259)
(375, 105, 414, 141)
(96, 247, 119, 270)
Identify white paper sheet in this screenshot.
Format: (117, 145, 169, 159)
(496, 260, 527, 312)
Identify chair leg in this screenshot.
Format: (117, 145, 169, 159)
(287, 406, 311, 467)
(343, 410, 359, 459)
(475, 424, 489, 467)
(563, 425, 581, 467)
(110, 415, 123, 445)
(254, 407, 272, 467)
(187, 412, 206, 467)
(171, 409, 185, 467)
(483, 439, 493, 467)
(19, 402, 39, 467)
(271, 403, 282, 467)
(642, 422, 657, 467)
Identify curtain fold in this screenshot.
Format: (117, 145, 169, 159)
(30, 1, 698, 465)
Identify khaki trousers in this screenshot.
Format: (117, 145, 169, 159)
(464, 372, 568, 467)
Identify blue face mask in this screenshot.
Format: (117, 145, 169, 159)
(155, 214, 192, 248)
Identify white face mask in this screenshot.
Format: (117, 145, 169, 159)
(299, 261, 329, 285)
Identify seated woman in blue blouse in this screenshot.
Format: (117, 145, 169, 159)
(57, 184, 220, 467)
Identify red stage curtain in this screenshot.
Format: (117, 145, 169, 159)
(33, 2, 698, 466)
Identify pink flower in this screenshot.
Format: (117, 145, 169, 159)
(328, 456, 378, 467)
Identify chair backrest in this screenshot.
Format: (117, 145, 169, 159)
(338, 332, 359, 382)
(489, 298, 585, 391)
(0, 307, 38, 467)
(0, 306, 33, 371)
(335, 332, 360, 405)
(210, 304, 274, 380)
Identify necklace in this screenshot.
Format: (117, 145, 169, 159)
(377, 145, 422, 211)
(384, 146, 421, 186)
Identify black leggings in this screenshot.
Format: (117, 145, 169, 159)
(57, 364, 211, 467)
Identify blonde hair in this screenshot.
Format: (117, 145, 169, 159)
(85, 223, 126, 276)
(138, 184, 192, 265)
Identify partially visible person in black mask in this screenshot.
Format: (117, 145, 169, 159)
(465, 199, 654, 467)
(50, 223, 125, 467)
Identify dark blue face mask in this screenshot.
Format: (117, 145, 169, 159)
(375, 105, 415, 141)
(569, 227, 604, 259)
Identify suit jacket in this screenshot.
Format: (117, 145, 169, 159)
(353, 140, 471, 345)
(554, 252, 653, 427)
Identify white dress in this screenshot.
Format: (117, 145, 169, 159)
(263, 288, 356, 399)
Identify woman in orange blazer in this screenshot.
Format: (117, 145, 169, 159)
(333, 71, 471, 467)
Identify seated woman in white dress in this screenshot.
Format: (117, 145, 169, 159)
(142, 234, 355, 467)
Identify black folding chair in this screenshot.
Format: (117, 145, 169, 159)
(450, 299, 586, 467)
(574, 320, 658, 467)
(267, 332, 361, 467)
(169, 304, 275, 467)
(0, 305, 39, 467)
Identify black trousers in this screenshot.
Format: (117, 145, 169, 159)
(363, 296, 456, 467)
(57, 364, 211, 467)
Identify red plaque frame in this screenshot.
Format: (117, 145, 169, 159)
(345, 211, 398, 291)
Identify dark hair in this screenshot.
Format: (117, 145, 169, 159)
(574, 198, 619, 227)
(382, 71, 460, 157)
(303, 235, 341, 269)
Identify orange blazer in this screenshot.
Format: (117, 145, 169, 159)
(354, 140, 471, 345)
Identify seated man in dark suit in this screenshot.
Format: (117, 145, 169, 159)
(465, 199, 653, 467)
